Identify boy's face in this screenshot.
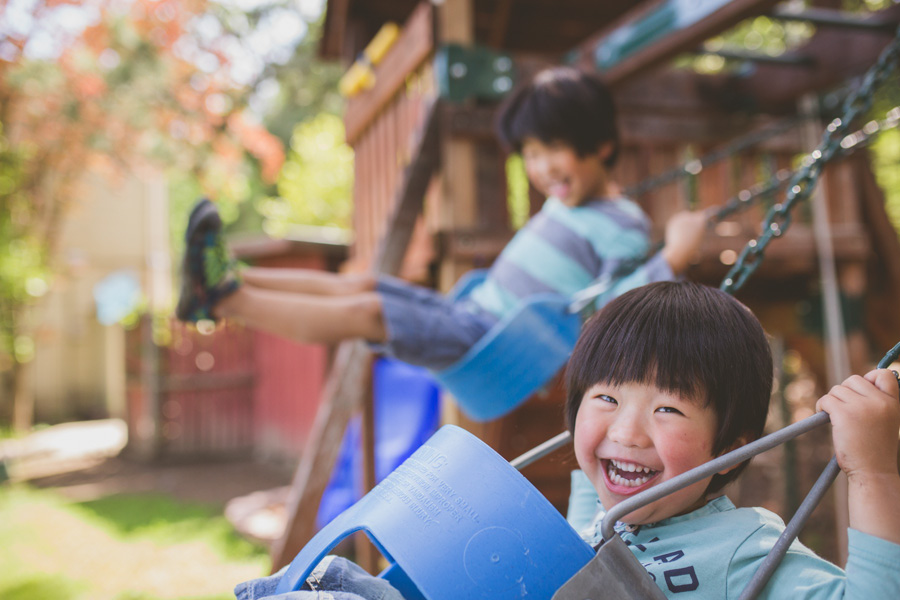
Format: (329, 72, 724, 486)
(520, 137, 610, 207)
(574, 381, 723, 525)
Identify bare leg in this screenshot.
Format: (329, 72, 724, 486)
(214, 286, 388, 345)
(241, 267, 376, 296)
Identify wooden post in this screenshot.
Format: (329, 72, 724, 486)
(802, 95, 850, 565)
(270, 104, 441, 572)
(355, 353, 378, 573)
(432, 0, 500, 445)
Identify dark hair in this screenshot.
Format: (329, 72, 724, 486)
(495, 66, 619, 166)
(565, 281, 773, 494)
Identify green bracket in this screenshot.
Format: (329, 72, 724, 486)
(435, 44, 516, 103)
(594, 0, 733, 70)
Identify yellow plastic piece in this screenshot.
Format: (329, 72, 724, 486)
(339, 62, 375, 97)
(364, 22, 400, 65)
(338, 22, 400, 98)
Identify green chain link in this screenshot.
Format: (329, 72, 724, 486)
(720, 25, 900, 294)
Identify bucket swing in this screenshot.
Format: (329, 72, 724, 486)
(431, 264, 649, 423)
(274, 424, 595, 599)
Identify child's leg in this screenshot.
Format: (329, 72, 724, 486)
(214, 285, 388, 345)
(241, 267, 376, 296)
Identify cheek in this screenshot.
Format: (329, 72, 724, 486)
(573, 411, 603, 465)
(660, 430, 715, 471)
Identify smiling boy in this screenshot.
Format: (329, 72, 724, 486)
(566, 281, 900, 598)
(176, 67, 707, 374)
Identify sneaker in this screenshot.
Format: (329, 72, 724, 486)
(175, 198, 240, 322)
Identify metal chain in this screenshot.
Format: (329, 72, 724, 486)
(567, 102, 900, 315)
(721, 25, 900, 294)
(624, 116, 807, 198)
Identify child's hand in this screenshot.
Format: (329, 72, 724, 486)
(661, 210, 708, 274)
(816, 369, 900, 480)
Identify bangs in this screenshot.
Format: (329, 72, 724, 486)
(565, 281, 774, 494)
(506, 90, 588, 152)
(496, 67, 619, 162)
(567, 294, 710, 405)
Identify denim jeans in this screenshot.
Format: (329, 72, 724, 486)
(234, 556, 405, 600)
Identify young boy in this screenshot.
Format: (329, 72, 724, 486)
(566, 281, 900, 598)
(176, 67, 708, 372)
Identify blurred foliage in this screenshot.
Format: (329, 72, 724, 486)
(505, 154, 530, 230)
(262, 112, 354, 235)
(692, 14, 816, 74)
(257, 11, 344, 148)
(0, 0, 286, 426)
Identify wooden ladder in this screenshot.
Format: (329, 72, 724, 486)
(270, 102, 441, 571)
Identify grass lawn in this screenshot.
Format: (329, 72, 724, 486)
(0, 484, 271, 600)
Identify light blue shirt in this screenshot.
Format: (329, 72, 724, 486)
(468, 196, 671, 319)
(570, 470, 900, 599)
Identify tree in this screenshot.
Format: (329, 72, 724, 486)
(0, 0, 285, 428)
(261, 112, 354, 236)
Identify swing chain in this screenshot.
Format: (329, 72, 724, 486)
(721, 25, 900, 294)
(712, 169, 792, 222)
(625, 116, 806, 198)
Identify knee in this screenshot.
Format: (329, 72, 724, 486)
(351, 292, 387, 341)
(343, 273, 377, 294)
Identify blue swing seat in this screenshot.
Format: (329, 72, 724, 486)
(431, 270, 582, 422)
(276, 425, 594, 599)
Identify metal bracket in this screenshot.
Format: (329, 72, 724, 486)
(435, 43, 516, 103)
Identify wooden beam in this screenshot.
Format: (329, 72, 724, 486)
(696, 48, 815, 67)
(718, 4, 900, 113)
(571, 0, 782, 86)
(270, 102, 443, 572)
(318, 0, 350, 61)
(488, 0, 513, 49)
(345, 2, 435, 144)
(770, 6, 898, 33)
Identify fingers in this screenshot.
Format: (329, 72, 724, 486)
(864, 368, 900, 398)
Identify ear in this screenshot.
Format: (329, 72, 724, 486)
(716, 436, 750, 476)
(596, 141, 615, 162)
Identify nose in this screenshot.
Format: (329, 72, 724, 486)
(607, 409, 650, 448)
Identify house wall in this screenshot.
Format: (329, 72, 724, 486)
(31, 171, 169, 423)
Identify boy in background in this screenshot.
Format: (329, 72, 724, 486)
(176, 67, 707, 372)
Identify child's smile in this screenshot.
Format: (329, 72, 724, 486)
(575, 381, 727, 525)
(521, 137, 610, 206)
(602, 458, 660, 492)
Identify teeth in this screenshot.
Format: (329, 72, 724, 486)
(610, 459, 653, 474)
(607, 463, 654, 488)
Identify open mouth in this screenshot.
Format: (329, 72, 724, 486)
(546, 179, 571, 196)
(603, 458, 659, 489)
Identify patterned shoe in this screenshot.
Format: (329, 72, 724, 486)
(175, 198, 240, 322)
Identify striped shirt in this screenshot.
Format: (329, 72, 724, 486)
(468, 196, 672, 319)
